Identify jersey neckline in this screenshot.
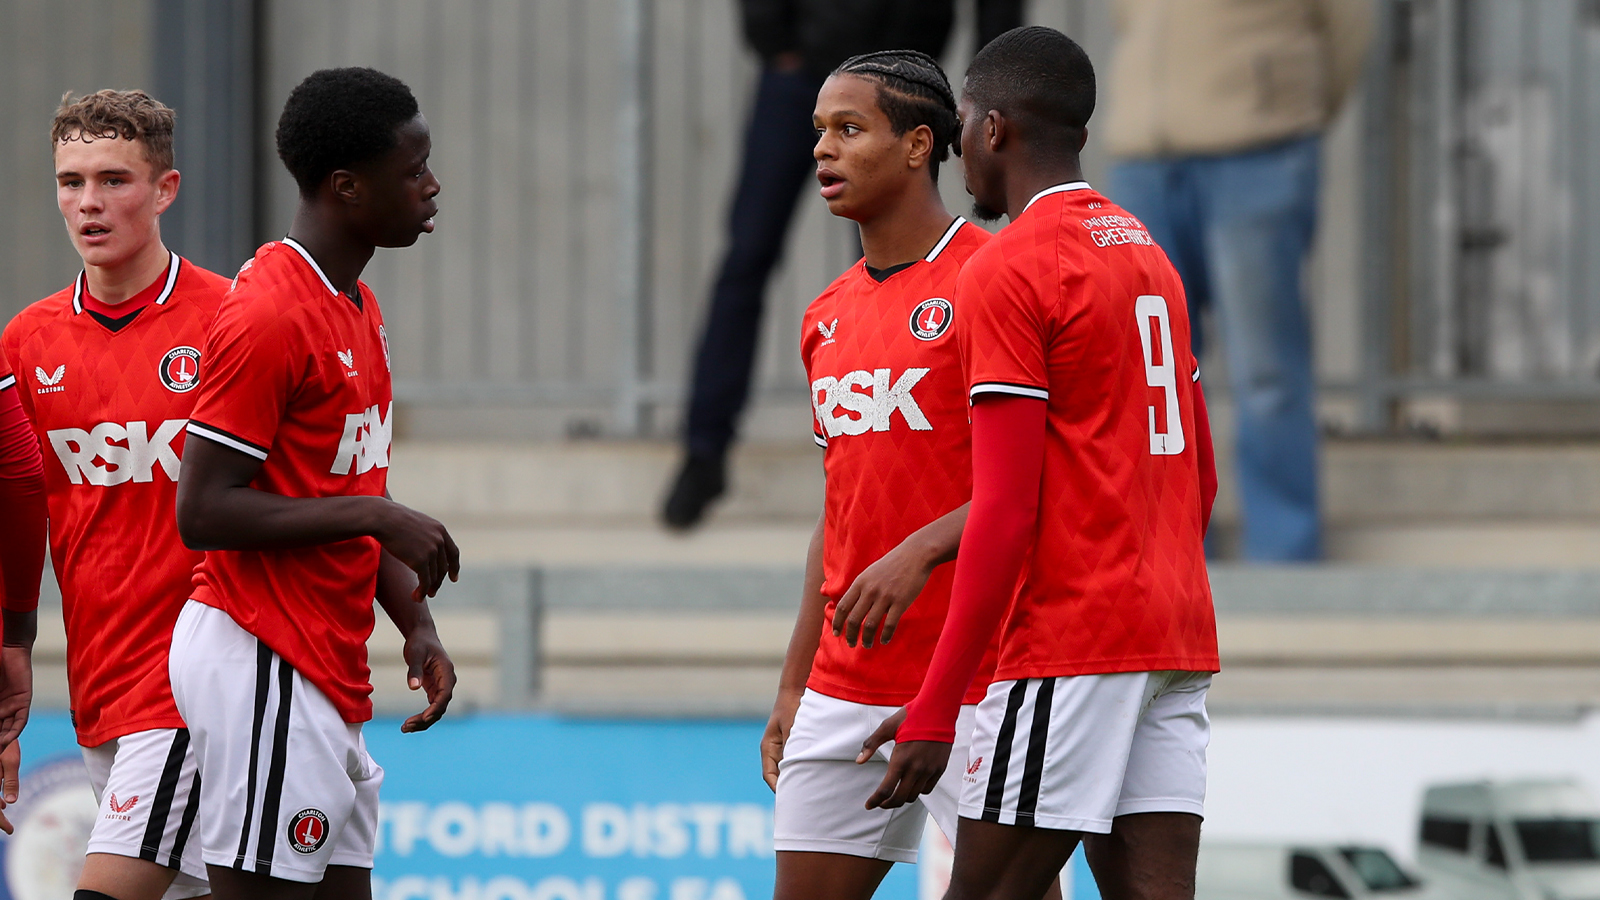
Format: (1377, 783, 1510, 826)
(280, 236, 364, 310)
(853, 216, 969, 284)
(71, 250, 182, 318)
(1023, 181, 1093, 212)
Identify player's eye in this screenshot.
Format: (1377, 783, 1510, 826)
(843, 124, 860, 136)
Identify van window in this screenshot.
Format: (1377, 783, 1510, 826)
(1484, 825, 1507, 869)
(1421, 816, 1472, 852)
(1339, 847, 1420, 891)
(1515, 819, 1600, 862)
(1292, 853, 1352, 899)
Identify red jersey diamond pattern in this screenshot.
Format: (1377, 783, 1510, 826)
(0, 258, 230, 746)
(801, 220, 999, 706)
(187, 240, 394, 724)
(958, 186, 1219, 681)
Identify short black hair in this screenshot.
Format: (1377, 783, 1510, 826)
(833, 50, 959, 181)
(964, 26, 1096, 155)
(276, 67, 420, 196)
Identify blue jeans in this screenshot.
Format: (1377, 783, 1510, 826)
(1109, 136, 1322, 561)
(684, 67, 825, 461)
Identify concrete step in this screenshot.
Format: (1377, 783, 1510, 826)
(390, 438, 1600, 527)
(29, 566, 1600, 719)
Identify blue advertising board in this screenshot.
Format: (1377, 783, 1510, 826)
(0, 712, 1094, 900)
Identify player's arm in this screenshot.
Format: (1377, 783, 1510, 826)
(830, 502, 969, 648)
(858, 394, 1046, 809)
(762, 509, 826, 791)
(0, 380, 44, 749)
(375, 541, 456, 733)
(176, 436, 459, 599)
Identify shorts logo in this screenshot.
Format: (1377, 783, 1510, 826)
(159, 347, 201, 393)
(107, 792, 139, 819)
(909, 298, 952, 341)
(967, 757, 983, 775)
(288, 808, 330, 854)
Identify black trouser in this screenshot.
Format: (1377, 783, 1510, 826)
(684, 66, 825, 460)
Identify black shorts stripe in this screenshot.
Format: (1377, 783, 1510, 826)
(1014, 678, 1055, 826)
(982, 680, 1031, 822)
(139, 729, 190, 861)
(254, 657, 295, 875)
(235, 642, 273, 868)
(169, 769, 201, 868)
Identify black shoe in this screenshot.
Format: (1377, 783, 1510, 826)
(662, 454, 726, 530)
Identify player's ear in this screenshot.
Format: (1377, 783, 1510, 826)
(153, 168, 181, 215)
(906, 123, 933, 170)
(1076, 125, 1089, 154)
(328, 169, 361, 206)
(986, 110, 1006, 153)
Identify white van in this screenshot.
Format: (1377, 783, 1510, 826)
(1416, 780, 1600, 900)
(1198, 841, 1429, 900)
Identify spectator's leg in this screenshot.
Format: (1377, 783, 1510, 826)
(1199, 137, 1322, 561)
(1108, 158, 1211, 356)
(665, 66, 823, 528)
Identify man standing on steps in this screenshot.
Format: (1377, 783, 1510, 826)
(662, 0, 1023, 530)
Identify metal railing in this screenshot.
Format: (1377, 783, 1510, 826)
(1356, 0, 1600, 426)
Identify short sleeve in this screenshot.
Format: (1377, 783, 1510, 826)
(185, 296, 305, 461)
(799, 317, 828, 449)
(957, 251, 1050, 403)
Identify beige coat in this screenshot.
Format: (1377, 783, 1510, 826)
(1103, 0, 1374, 159)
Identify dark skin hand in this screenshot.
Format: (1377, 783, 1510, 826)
(176, 438, 458, 601)
(831, 503, 968, 648)
(0, 609, 35, 751)
(376, 548, 456, 732)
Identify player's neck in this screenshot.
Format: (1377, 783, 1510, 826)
(82, 235, 172, 306)
(856, 184, 954, 271)
(1004, 158, 1086, 221)
(286, 208, 375, 297)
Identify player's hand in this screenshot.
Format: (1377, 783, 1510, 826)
(0, 646, 33, 750)
(0, 738, 18, 834)
(375, 501, 461, 601)
(400, 627, 456, 733)
(832, 540, 934, 648)
(858, 708, 951, 810)
(761, 687, 803, 792)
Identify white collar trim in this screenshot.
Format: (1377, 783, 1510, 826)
(72, 250, 181, 314)
(279, 237, 340, 296)
(924, 217, 967, 262)
(1023, 181, 1092, 212)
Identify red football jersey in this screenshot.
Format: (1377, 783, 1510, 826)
(0, 254, 228, 746)
(958, 183, 1218, 680)
(801, 218, 998, 706)
(186, 238, 394, 724)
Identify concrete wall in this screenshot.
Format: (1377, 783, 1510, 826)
(0, 1, 153, 319)
(0, 0, 1367, 441)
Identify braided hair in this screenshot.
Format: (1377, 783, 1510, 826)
(832, 49, 959, 181)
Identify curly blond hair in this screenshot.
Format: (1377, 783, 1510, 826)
(52, 89, 176, 173)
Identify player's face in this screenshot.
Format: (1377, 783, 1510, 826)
(54, 134, 179, 269)
(812, 74, 930, 222)
(957, 92, 1006, 222)
(350, 114, 440, 248)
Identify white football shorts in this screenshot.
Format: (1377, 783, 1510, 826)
(774, 689, 978, 862)
(81, 728, 210, 899)
(960, 670, 1211, 833)
(169, 600, 384, 883)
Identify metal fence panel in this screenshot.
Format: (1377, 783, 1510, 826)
(1376, 0, 1600, 394)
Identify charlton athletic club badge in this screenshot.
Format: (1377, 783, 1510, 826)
(159, 346, 201, 393)
(910, 297, 953, 341)
(287, 808, 330, 854)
